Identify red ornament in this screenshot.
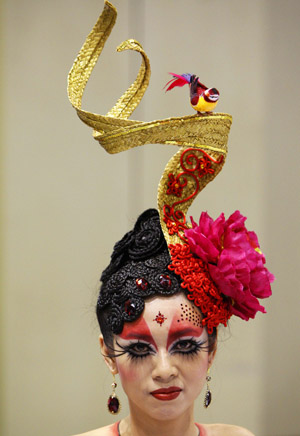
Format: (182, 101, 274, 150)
(124, 300, 136, 316)
(159, 274, 172, 290)
(153, 311, 167, 326)
(197, 156, 215, 178)
(136, 278, 148, 291)
(162, 148, 223, 242)
(108, 395, 120, 414)
(167, 173, 185, 197)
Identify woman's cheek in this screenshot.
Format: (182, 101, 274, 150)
(116, 359, 144, 383)
(193, 362, 209, 391)
(117, 366, 135, 383)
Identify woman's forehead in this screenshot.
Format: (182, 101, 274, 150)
(144, 293, 201, 320)
(118, 294, 204, 339)
(118, 294, 205, 344)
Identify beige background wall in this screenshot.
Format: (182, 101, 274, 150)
(1, 1, 300, 435)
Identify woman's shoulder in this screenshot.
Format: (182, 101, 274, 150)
(72, 421, 118, 436)
(201, 423, 255, 436)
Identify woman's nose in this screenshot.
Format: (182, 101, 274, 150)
(152, 350, 178, 382)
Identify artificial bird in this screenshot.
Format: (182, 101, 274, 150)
(165, 73, 220, 114)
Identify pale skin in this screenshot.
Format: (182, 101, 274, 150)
(74, 294, 255, 436)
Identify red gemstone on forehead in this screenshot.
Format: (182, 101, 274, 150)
(153, 311, 167, 326)
(159, 274, 172, 289)
(124, 300, 136, 316)
(136, 278, 148, 291)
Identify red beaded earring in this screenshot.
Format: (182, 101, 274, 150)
(107, 374, 121, 414)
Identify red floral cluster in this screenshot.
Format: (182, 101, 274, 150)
(167, 174, 184, 197)
(185, 211, 274, 321)
(195, 155, 215, 178)
(168, 243, 232, 333)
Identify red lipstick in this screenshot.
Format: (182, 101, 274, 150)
(150, 386, 182, 401)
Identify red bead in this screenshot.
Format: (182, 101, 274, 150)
(159, 274, 172, 290)
(136, 278, 148, 291)
(124, 300, 136, 316)
(108, 395, 120, 414)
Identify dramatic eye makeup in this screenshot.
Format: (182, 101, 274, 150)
(119, 317, 156, 345)
(115, 335, 208, 361)
(115, 340, 155, 361)
(166, 312, 204, 349)
(112, 303, 208, 361)
(169, 337, 208, 357)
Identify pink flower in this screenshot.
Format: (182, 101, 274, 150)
(185, 211, 274, 320)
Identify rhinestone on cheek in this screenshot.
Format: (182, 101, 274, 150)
(136, 277, 148, 291)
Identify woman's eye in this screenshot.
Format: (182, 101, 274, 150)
(131, 343, 151, 353)
(171, 338, 205, 355)
(173, 340, 194, 351)
(125, 342, 154, 360)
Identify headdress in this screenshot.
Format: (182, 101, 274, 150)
(68, 1, 273, 334)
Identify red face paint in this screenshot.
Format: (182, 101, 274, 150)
(119, 316, 157, 349)
(166, 315, 204, 350)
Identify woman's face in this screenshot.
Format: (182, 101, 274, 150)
(109, 294, 215, 421)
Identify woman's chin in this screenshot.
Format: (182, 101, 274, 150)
(130, 397, 191, 422)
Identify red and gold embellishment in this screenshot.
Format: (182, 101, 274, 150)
(163, 148, 223, 242)
(153, 311, 167, 326)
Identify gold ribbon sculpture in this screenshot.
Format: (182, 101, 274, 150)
(68, 1, 232, 247)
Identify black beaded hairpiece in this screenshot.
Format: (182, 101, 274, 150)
(97, 209, 183, 335)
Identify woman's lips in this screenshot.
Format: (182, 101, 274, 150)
(150, 386, 182, 401)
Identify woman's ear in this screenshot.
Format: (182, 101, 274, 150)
(208, 347, 217, 369)
(99, 335, 118, 375)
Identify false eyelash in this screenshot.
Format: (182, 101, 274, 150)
(100, 342, 128, 359)
(170, 337, 209, 357)
(115, 340, 155, 361)
(101, 340, 153, 360)
(101, 338, 210, 361)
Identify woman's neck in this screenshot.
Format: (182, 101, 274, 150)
(120, 405, 199, 436)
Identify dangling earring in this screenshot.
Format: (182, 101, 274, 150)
(204, 368, 212, 408)
(107, 374, 121, 414)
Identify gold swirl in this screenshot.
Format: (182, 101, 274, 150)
(106, 39, 150, 119)
(68, 0, 233, 248)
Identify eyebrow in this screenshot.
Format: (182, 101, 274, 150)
(167, 321, 204, 349)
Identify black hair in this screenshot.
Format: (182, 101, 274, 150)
(96, 209, 217, 353)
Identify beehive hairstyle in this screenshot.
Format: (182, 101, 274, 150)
(96, 209, 217, 353)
